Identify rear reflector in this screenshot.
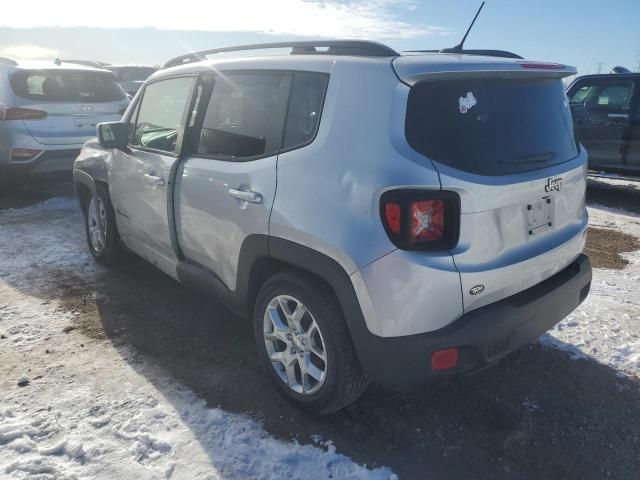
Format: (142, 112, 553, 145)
(410, 199, 444, 244)
(0, 106, 48, 120)
(519, 62, 564, 70)
(11, 148, 43, 162)
(431, 348, 458, 371)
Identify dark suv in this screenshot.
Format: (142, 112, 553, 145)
(567, 73, 640, 175)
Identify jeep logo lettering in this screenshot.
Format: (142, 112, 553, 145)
(470, 285, 485, 296)
(545, 177, 562, 192)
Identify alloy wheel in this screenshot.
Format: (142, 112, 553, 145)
(263, 295, 328, 395)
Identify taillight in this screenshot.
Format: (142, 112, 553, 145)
(380, 190, 460, 250)
(0, 106, 48, 120)
(11, 148, 43, 162)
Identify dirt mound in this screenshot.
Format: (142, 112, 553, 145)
(585, 227, 640, 269)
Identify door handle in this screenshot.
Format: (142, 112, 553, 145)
(228, 188, 263, 204)
(143, 173, 165, 186)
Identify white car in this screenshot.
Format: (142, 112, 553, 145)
(0, 58, 129, 188)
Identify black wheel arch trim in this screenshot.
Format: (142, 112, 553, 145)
(266, 237, 379, 378)
(73, 168, 105, 234)
(175, 234, 379, 378)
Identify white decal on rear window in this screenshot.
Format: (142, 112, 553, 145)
(458, 91, 477, 114)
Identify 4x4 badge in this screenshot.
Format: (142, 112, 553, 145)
(470, 285, 485, 295)
(545, 177, 562, 192)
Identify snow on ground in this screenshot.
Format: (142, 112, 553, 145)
(588, 174, 640, 192)
(540, 205, 640, 375)
(0, 197, 396, 480)
(1, 194, 640, 479)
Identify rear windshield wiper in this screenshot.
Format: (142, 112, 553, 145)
(510, 152, 556, 165)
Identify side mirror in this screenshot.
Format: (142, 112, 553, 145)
(97, 121, 128, 150)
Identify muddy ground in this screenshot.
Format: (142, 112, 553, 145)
(1, 177, 640, 479)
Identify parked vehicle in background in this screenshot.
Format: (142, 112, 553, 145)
(105, 65, 157, 97)
(567, 72, 640, 175)
(0, 57, 129, 188)
(62, 59, 110, 69)
(74, 40, 591, 414)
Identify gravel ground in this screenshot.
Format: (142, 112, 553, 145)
(1, 177, 640, 479)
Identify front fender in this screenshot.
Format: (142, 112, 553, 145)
(73, 138, 111, 184)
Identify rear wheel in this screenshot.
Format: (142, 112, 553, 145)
(254, 271, 369, 414)
(82, 183, 122, 264)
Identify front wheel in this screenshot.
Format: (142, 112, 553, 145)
(254, 271, 369, 414)
(82, 183, 123, 265)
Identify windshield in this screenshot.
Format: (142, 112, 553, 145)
(405, 78, 578, 175)
(10, 69, 126, 103)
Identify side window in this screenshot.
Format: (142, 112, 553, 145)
(570, 81, 633, 109)
(594, 84, 632, 107)
(569, 85, 593, 105)
(197, 73, 291, 159)
(132, 77, 194, 154)
(283, 73, 328, 150)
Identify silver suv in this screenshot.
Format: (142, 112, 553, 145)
(0, 58, 129, 187)
(73, 41, 592, 414)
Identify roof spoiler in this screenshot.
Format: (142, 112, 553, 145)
(405, 49, 523, 59)
(163, 40, 400, 69)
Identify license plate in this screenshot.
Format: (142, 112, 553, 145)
(527, 197, 553, 237)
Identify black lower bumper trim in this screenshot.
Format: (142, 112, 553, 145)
(355, 254, 592, 390)
(2, 149, 80, 177)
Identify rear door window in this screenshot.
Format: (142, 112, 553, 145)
(10, 70, 126, 102)
(405, 78, 578, 175)
(569, 80, 633, 109)
(283, 72, 328, 149)
(197, 72, 291, 160)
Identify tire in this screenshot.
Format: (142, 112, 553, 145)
(254, 271, 369, 414)
(82, 183, 123, 265)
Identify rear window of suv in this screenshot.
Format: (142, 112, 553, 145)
(10, 69, 126, 102)
(405, 78, 578, 176)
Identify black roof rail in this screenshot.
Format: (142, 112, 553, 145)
(163, 40, 400, 69)
(405, 49, 523, 59)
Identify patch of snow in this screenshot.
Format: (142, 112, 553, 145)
(589, 175, 640, 191)
(539, 206, 640, 375)
(0, 197, 395, 480)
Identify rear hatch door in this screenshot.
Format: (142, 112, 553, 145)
(10, 68, 128, 145)
(396, 55, 588, 313)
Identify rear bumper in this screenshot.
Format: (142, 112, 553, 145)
(355, 254, 592, 390)
(0, 148, 80, 178)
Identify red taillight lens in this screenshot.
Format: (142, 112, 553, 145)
(384, 202, 401, 235)
(11, 148, 43, 162)
(380, 190, 459, 251)
(431, 348, 458, 371)
(0, 106, 48, 120)
(410, 199, 444, 244)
